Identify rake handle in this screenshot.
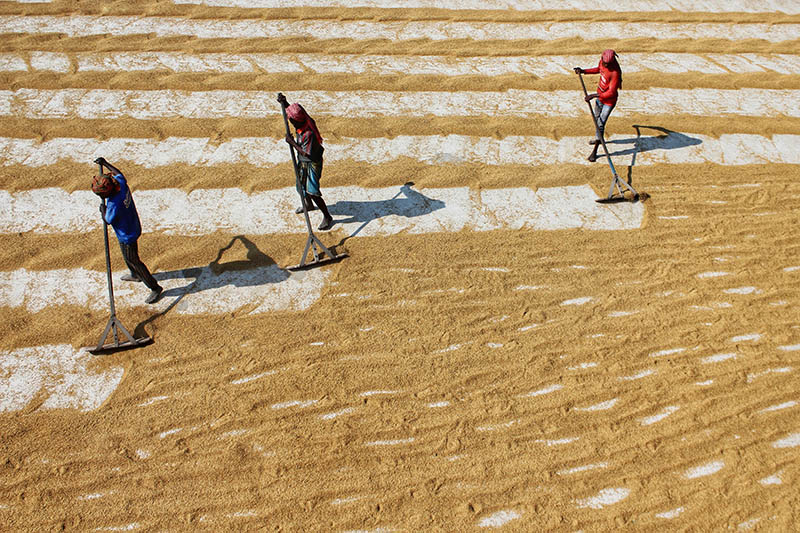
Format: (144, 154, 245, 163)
(577, 72, 602, 140)
(277, 93, 304, 189)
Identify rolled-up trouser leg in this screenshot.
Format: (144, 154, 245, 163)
(118, 240, 161, 291)
(593, 100, 615, 141)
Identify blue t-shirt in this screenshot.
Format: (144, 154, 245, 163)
(104, 173, 142, 244)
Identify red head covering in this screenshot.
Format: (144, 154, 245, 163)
(601, 49, 618, 64)
(286, 102, 323, 145)
(601, 49, 622, 89)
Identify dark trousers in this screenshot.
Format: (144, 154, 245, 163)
(118, 240, 161, 291)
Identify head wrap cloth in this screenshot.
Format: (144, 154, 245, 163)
(601, 49, 622, 88)
(601, 49, 619, 64)
(287, 103, 323, 145)
(91, 173, 118, 197)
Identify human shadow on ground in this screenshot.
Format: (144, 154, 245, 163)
(604, 125, 702, 160)
(595, 125, 702, 195)
(328, 181, 446, 242)
(134, 235, 287, 337)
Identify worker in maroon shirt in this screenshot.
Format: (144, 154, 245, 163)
(574, 49, 622, 162)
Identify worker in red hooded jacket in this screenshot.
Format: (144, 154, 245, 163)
(574, 49, 622, 162)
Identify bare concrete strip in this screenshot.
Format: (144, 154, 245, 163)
(1, 16, 799, 43)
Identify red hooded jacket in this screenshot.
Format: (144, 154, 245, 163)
(584, 60, 622, 107)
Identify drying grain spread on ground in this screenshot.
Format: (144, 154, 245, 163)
(1, 0, 799, 531)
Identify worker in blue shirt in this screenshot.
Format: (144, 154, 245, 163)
(92, 157, 162, 304)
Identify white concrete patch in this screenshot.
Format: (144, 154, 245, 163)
(730, 333, 761, 342)
(574, 488, 630, 509)
(784, 266, 800, 272)
(684, 460, 724, 479)
(79, 492, 110, 501)
(158, 428, 182, 439)
(4, 89, 800, 120)
(360, 390, 398, 397)
(619, 369, 656, 381)
(536, 437, 578, 446)
(758, 401, 796, 414)
(655, 507, 685, 519)
(759, 472, 782, 486)
(0, 266, 330, 314)
(697, 271, 729, 279)
(575, 398, 618, 412)
(174, 0, 800, 14)
(342, 529, 396, 533)
(320, 407, 355, 420)
(701, 352, 736, 364)
(427, 401, 449, 408)
(691, 302, 733, 311)
(477, 509, 521, 529)
(0, 345, 124, 412)
(13, 51, 800, 76)
(330, 496, 365, 506)
(777, 344, 800, 352)
(135, 449, 151, 460)
(231, 371, 277, 385)
(568, 362, 597, 370)
(746, 367, 793, 383)
(5, 16, 799, 42)
(772, 433, 800, 448)
(476, 420, 518, 432)
(3, 133, 800, 169)
(724, 287, 761, 295)
(364, 438, 415, 446)
(434, 343, 469, 353)
(738, 518, 761, 531)
(608, 310, 638, 317)
(695, 380, 714, 386)
(522, 384, 563, 397)
(94, 525, 140, 532)
(0, 185, 645, 236)
(561, 297, 594, 306)
(137, 395, 169, 407)
(271, 399, 318, 410)
(650, 347, 685, 358)
(639, 406, 679, 426)
(557, 462, 608, 475)
(218, 429, 248, 439)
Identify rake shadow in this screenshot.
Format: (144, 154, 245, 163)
(597, 125, 703, 194)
